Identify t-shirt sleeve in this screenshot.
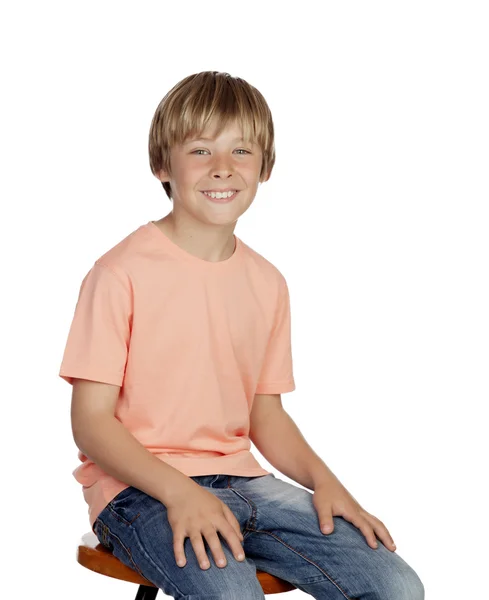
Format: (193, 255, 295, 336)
(255, 276, 296, 394)
(58, 262, 133, 387)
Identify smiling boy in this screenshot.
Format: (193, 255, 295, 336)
(59, 71, 424, 599)
(151, 118, 263, 262)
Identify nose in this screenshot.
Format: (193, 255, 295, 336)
(210, 155, 234, 179)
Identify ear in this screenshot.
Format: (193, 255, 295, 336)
(156, 168, 171, 183)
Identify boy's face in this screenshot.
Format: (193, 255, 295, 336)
(156, 118, 269, 226)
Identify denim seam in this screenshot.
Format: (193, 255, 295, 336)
(105, 502, 142, 527)
(103, 525, 149, 582)
(94, 520, 107, 548)
(228, 487, 257, 532)
(126, 520, 187, 597)
(246, 529, 354, 599)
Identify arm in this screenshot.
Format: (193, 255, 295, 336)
(250, 394, 398, 551)
(249, 393, 338, 491)
(71, 378, 194, 506)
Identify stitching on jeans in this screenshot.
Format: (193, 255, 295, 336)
(93, 520, 111, 552)
(128, 515, 187, 597)
(228, 487, 257, 531)
(106, 502, 142, 526)
(244, 528, 354, 599)
(105, 526, 148, 581)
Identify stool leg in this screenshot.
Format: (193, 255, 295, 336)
(134, 584, 158, 599)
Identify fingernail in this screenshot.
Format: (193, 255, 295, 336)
(237, 553, 245, 560)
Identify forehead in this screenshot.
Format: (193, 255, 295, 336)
(188, 124, 244, 142)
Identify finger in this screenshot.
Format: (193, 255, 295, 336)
(349, 513, 378, 549)
(189, 530, 212, 570)
(223, 504, 244, 542)
(219, 518, 246, 562)
(369, 517, 397, 552)
(320, 517, 335, 534)
(202, 527, 229, 568)
(173, 532, 187, 568)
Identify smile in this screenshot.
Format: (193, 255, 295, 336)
(201, 190, 239, 203)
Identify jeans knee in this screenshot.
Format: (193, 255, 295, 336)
(408, 572, 425, 600)
(186, 586, 264, 600)
(384, 566, 425, 600)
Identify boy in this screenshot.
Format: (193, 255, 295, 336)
(59, 71, 424, 599)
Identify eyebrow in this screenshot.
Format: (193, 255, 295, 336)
(190, 136, 244, 142)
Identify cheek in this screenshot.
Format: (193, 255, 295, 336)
(241, 160, 262, 178)
(174, 162, 204, 187)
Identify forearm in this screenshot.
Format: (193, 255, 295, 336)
(251, 409, 340, 491)
(73, 415, 193, 506)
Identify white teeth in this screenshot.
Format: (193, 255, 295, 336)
(203, 190, 236, 199)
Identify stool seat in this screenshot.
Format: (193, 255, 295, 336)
(78, 532, 296, 596)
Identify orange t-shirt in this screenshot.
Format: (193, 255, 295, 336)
(59, 220, 296, 529)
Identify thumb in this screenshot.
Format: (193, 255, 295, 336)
(321, 518, 334, 535)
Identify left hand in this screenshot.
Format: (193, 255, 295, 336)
(312, 475, 397, 552)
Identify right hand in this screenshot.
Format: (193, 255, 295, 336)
(165, 480, 246, 570)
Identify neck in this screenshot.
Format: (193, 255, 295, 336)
(154, 212, 237, 262)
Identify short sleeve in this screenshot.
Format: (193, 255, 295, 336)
(255, 277, 296, 394)
(58, 262, 133, 387)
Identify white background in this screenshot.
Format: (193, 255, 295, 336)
(2, 1, 487, 598)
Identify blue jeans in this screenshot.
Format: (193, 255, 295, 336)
(93, 473, 424, 599)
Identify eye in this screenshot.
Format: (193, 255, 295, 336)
(190, 149, 251, 155)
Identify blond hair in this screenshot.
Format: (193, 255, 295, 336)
(148, 71, 275, 200)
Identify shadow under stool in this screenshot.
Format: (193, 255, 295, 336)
(78, 532, 297, 597)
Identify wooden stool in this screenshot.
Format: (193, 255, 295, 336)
(78, 532, 296, 597)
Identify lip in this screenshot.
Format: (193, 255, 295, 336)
(201, 188, 239, 193)
(201, 190, 239, 204)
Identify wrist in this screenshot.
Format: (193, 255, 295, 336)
(311, 465, 340, 491)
